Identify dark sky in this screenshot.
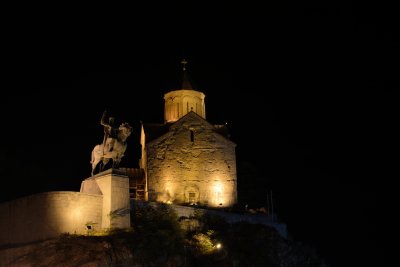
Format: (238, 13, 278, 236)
(1, 2, 398, 266)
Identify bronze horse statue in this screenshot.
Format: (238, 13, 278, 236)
(91, 122, 132, 176)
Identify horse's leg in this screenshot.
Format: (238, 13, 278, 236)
(101, 158, 111, 171)
(91, 160, 97, 176)
(91, 156, 100, 176)
(112, 157, 120, 169)
(91, 147, 100, 176)
(99, 158, 104, 172)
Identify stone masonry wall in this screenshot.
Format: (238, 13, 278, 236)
(0, 192, 102, 245)
(147, 113, 237, 207)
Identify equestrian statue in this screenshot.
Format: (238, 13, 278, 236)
(91, 110, 132, 176)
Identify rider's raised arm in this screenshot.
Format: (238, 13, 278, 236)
(100, 110, 109, 127)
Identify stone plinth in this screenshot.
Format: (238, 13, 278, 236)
(81, 169, 131, 229)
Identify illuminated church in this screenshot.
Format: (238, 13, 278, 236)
(138, 61, 238, 207)
(0, 61, 239, 245)
(1, 62, 288, 247)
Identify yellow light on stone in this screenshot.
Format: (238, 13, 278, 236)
(213, 183, 222, 193)
(71, 207, 82, 221)
(213, 182, 224, 206)
(161, 181, 175, 203)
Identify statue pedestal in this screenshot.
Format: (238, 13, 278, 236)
(81, 169, 130, 230)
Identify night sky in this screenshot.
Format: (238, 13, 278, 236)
(1, 2, 397, 266)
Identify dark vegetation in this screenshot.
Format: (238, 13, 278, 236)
(129, 202, 325, 266)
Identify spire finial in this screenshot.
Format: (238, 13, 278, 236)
(181, 58, 188, 71)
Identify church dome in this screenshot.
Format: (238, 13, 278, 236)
(164, 60, 206, 123)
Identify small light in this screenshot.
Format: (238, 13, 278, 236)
(216, 243, 222, 249)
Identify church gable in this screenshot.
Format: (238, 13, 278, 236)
(148, 111, 236, 148)
(169, 111, 213, 131)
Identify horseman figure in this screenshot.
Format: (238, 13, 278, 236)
(100, 110, 118, 153)
(91, 110, 132, 176)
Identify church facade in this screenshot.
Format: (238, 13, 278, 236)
(139, 67, 238, 208)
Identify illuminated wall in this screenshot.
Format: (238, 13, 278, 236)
(146, 112, 237, 207)
(164, 89, 206, 123)
(0, 192, 102, 245)
(139, 125, 149, 200)
(0, 170, 131, 246)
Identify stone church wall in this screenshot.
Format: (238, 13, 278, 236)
(0, 192, 102, 245)
(147, 115, 237, 207)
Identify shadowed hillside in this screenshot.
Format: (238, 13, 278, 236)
(0, 203, 326, 267)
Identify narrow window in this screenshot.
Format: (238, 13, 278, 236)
(190, 130, 194, 142)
